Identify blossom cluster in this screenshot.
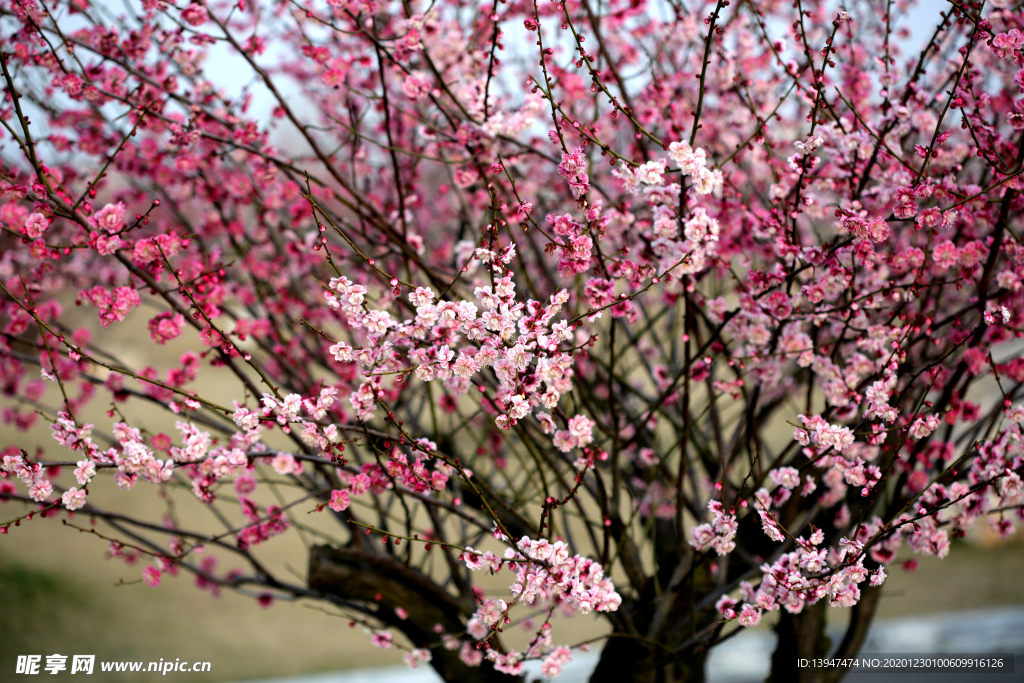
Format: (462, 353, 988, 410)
(458, 536, 620, 674)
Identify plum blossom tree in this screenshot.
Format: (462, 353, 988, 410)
(1, 0, 1023, 680)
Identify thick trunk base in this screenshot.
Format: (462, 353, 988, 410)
(589, 634, 706, 683)
(308, 545, 519, 683)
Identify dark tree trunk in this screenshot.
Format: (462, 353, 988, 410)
(768, 586, 883, 683)
(308, 545, 520, 683)
(589, 563, 716, 683)
(823, 585, 882, 683)
(768, 600, 831, 683)
(590, 631, 707, 683)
